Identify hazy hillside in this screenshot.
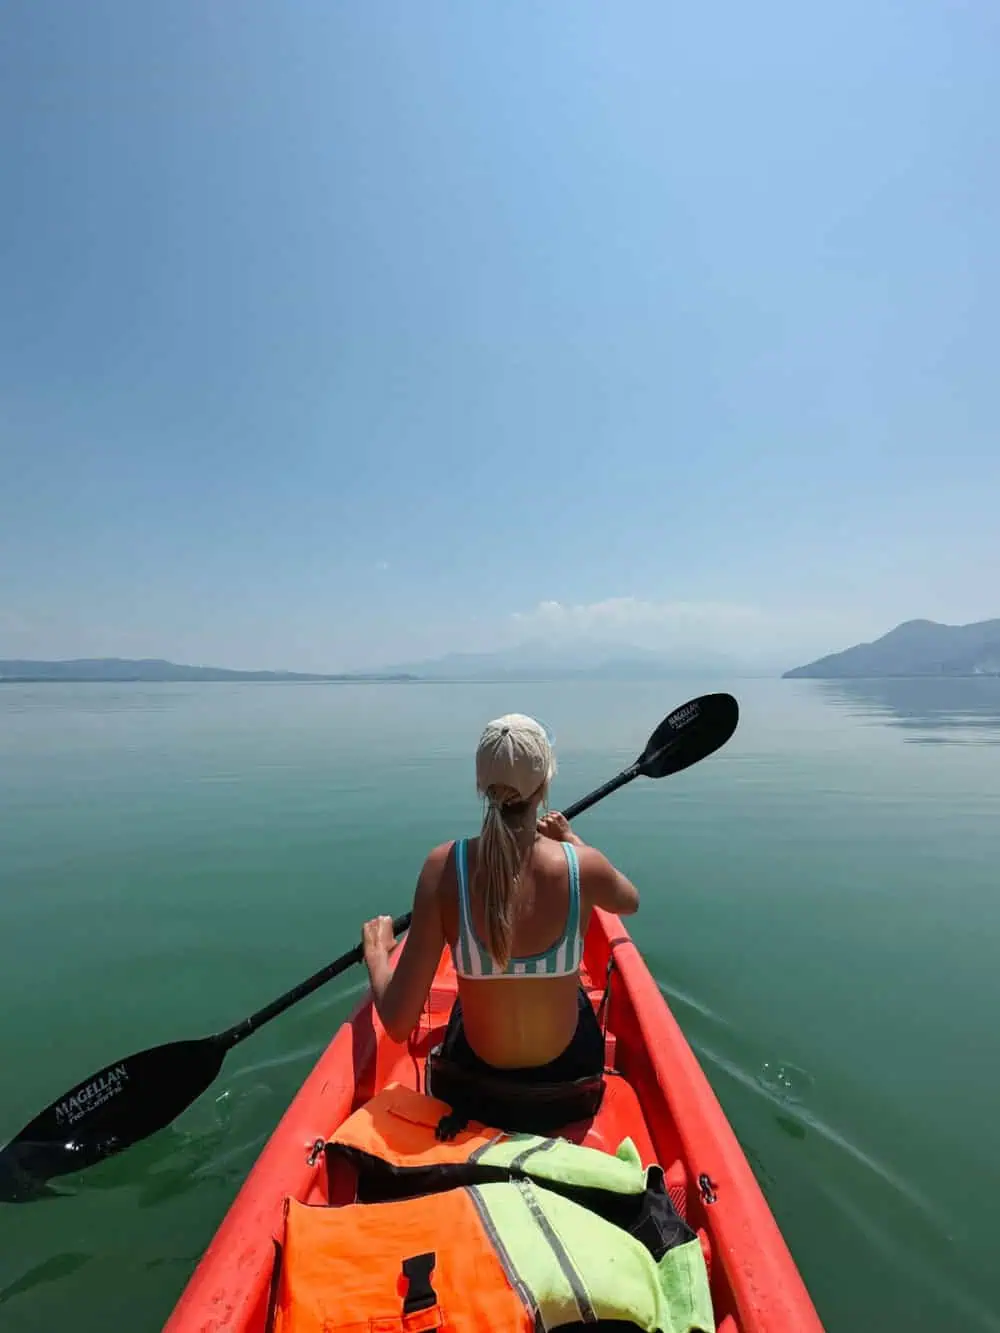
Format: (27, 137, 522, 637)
(783, 620, 1000, 678)
(385, 638, 757, 680)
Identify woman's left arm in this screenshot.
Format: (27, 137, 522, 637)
(362, 845, 447, 1043)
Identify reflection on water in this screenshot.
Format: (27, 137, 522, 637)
(814, 677, 1000, 744)
(0, 1252, 91, 1307)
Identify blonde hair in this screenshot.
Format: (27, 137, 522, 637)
(475, 784, 544, 969)
(472, 713, 556, 969)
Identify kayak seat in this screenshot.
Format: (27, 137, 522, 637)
(401, 1008, 691, 1219)
(408, 989, 696, 1233)
(393, 990, 704, 1257)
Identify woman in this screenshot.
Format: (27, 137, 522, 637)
(361, 713, 639, 1123)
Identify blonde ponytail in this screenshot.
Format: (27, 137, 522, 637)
(476, 787, 531, 969)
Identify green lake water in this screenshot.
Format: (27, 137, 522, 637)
(1, 677, 999, 1331)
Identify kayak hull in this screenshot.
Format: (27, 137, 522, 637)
(164, 909, 823, 1332)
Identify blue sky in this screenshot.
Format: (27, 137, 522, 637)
(2, 2, 997, 672)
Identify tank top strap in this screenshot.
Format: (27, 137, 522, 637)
(455, 837, 470, 907)
(561, 840, 582, 949)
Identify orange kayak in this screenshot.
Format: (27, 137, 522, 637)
(164, 908, 824, 1333)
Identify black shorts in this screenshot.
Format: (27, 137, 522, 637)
(426, 986, 606, 1135)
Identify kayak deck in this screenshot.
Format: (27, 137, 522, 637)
(165, 908, 823, 1332)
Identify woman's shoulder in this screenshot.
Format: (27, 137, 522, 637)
(566, 839, 618, 887)
(423, 840, 458, 874)
(423, 838, 484, 888)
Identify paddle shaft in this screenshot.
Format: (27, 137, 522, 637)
(561, 763, 640, 821)
(223, 910, 413, 1048)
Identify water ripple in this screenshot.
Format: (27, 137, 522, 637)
(694, 1037, 939, 1221)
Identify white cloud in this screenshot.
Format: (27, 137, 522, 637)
(509, 598, 768, 658)
(374, 560, 390, 572)
(512, 596, 762, 636)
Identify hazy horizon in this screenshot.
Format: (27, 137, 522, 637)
(3, 4, 998, 673)
(4, 612, 999, 680)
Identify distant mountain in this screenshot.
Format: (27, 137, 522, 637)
(385, 638, 759, 681)
(783, 619, 1000, 679)
(0, 658, 416, 683)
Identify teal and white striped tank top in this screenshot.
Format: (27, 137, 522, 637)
(451, 837, 584, 979)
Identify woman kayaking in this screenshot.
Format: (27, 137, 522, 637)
(361, 713, 639, 1128)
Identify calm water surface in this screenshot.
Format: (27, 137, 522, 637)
(1, 677, 999, 1330)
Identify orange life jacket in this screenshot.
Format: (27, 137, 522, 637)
(269, 1084, 715, 1333)
(331, 1082, 499, 1161)
(271, 1189, 532, 1333)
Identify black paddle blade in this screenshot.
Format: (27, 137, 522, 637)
(0, 1037, 228, 1202)
(637, 691, 739, 779)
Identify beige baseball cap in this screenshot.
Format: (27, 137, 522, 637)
(475, 713, 556, 803)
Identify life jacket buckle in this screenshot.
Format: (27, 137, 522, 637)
(401, 1251, 437, 1314)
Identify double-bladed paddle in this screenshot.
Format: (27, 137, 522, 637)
(0, 691, 738, 1201)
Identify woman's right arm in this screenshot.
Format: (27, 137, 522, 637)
(538, 812, 640, 916)
(581, 844, 640, 916)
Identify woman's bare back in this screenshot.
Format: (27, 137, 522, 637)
(439, 827, 637, 1067)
